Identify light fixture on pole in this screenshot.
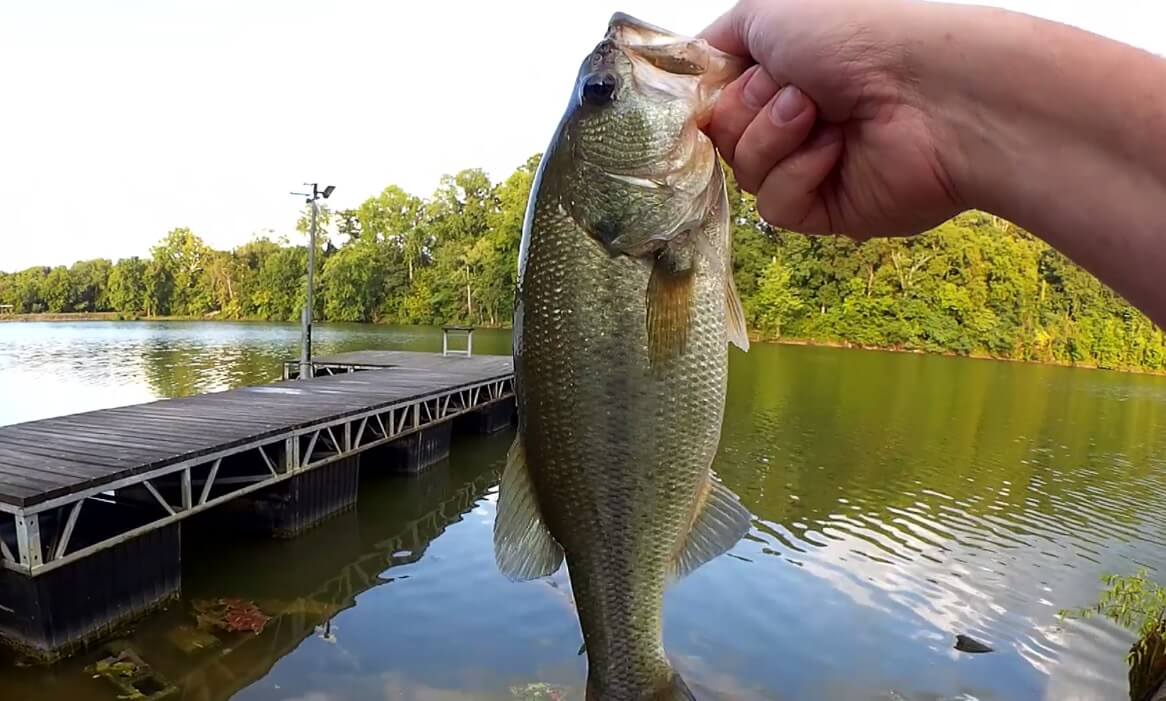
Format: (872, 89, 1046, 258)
(289, 182, 335, 380)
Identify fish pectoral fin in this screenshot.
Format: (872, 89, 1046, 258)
(671, 477, 752, 579)
(493, 435, 564, 581)
(646, 250, 695, 365)
(724, 268, 750, 352)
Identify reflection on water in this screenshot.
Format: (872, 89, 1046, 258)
(1, 324, 1165, 700)
(0, 322, 512, 426)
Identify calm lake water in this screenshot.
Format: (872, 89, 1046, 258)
(1, 321, 1165, 700)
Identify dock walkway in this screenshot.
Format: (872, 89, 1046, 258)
(0, 350, 514, 660)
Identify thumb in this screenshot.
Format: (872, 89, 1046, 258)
(697, 1, 753, 58)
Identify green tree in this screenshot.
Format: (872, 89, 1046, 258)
(322, 239, 383, 322)
(41, 266, 78, 312)
(425, 168, 500, 323)
(254, 246, 307, 321)
(6, 154, 1163, 373)
(3, 267, 48, 313)
(70, 259, 112, 311)
(150, 228, 214, 316)
(108, 257, 148, 313)
(144, 258, 173, 316)
(357, 186, 428, 281)
(752, 257, 804, 337)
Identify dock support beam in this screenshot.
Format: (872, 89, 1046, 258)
(238, 454, 360, 538)
(364, 422, 453, 475)
(15, 513, 42, 569)
(0, 521, 180, 663)
(455, 397, 516, 435)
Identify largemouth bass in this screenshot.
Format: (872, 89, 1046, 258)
(495, 13, 752, 701)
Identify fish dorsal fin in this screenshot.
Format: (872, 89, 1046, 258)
(671, 476, 751, 579)
(493, 435, 564, 581)
(724, 269, 750, 352)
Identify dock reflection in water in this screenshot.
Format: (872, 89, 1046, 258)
(0, 431, 522, 701)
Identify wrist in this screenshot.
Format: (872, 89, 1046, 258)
(898, 0, 1166, 327)
(904, 2, 1166, 236)
(900, 3, 1034, 220)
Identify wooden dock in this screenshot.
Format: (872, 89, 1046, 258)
(0, 350, 514, 660)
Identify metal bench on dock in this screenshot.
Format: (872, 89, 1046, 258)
(0, 350, 514, 662)
(441, 326, 474, 357)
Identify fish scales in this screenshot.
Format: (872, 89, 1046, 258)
(523, 193, 728, 693)
(495, 12, 753, 701)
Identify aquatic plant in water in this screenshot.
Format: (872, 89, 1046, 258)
(87, 647, 178, 700)
(192, 598, 271, 634)
(509, 682, 565, 700)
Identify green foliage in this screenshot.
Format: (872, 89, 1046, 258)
(108, 258, 148, 313)
(722, 182, 1165, 371)
(254, 246, 308, 322)
(2, 155, 1163, 374)
(1060, 570, 1166, 700)
(751, 257, 802, 337)
(322, 240, 384, 322)
(70, 259, 112, 312)
(1060, 569, 1166, 638)
(150, 227, 215, 317)
(41, 266, 78, 312)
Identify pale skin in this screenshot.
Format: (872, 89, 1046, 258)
(699, 0, 1166, 329)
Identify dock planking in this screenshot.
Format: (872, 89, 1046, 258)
(0, 351, 514, 508)
(0, 349, 516, 662)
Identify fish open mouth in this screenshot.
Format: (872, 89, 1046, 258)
(604, 11, 749, 123)
(606, 12, 687, 46)
(605, 12, 746, 74)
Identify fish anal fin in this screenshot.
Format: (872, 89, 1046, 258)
(493, 435, 564, 581)
(725, 270, 750, 352)
(671, 476, 751, 579)
(646, 252, 695, 365)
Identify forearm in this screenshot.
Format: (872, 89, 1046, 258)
(920, 3, 1166, 328)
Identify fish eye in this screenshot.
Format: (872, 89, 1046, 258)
(580, 72, 619, 107)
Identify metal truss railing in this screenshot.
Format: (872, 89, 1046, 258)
(0, 375, 514, 577)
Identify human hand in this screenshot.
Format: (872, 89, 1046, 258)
(700, 0, 966, 239)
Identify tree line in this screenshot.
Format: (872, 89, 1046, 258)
(2, 154, 1163, 372)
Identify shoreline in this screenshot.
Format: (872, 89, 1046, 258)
(0, 312, 200, 323)
(757, 334, 1166, 377)
(2, 314, 1162, 377)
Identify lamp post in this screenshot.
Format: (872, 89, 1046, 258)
(290, 183, 335, 379)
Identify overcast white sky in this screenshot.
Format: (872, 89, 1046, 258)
(1, 1, 1163, 272)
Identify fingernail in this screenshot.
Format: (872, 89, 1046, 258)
(771, 85, 808, 124)
(741, 67, 778, 110)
